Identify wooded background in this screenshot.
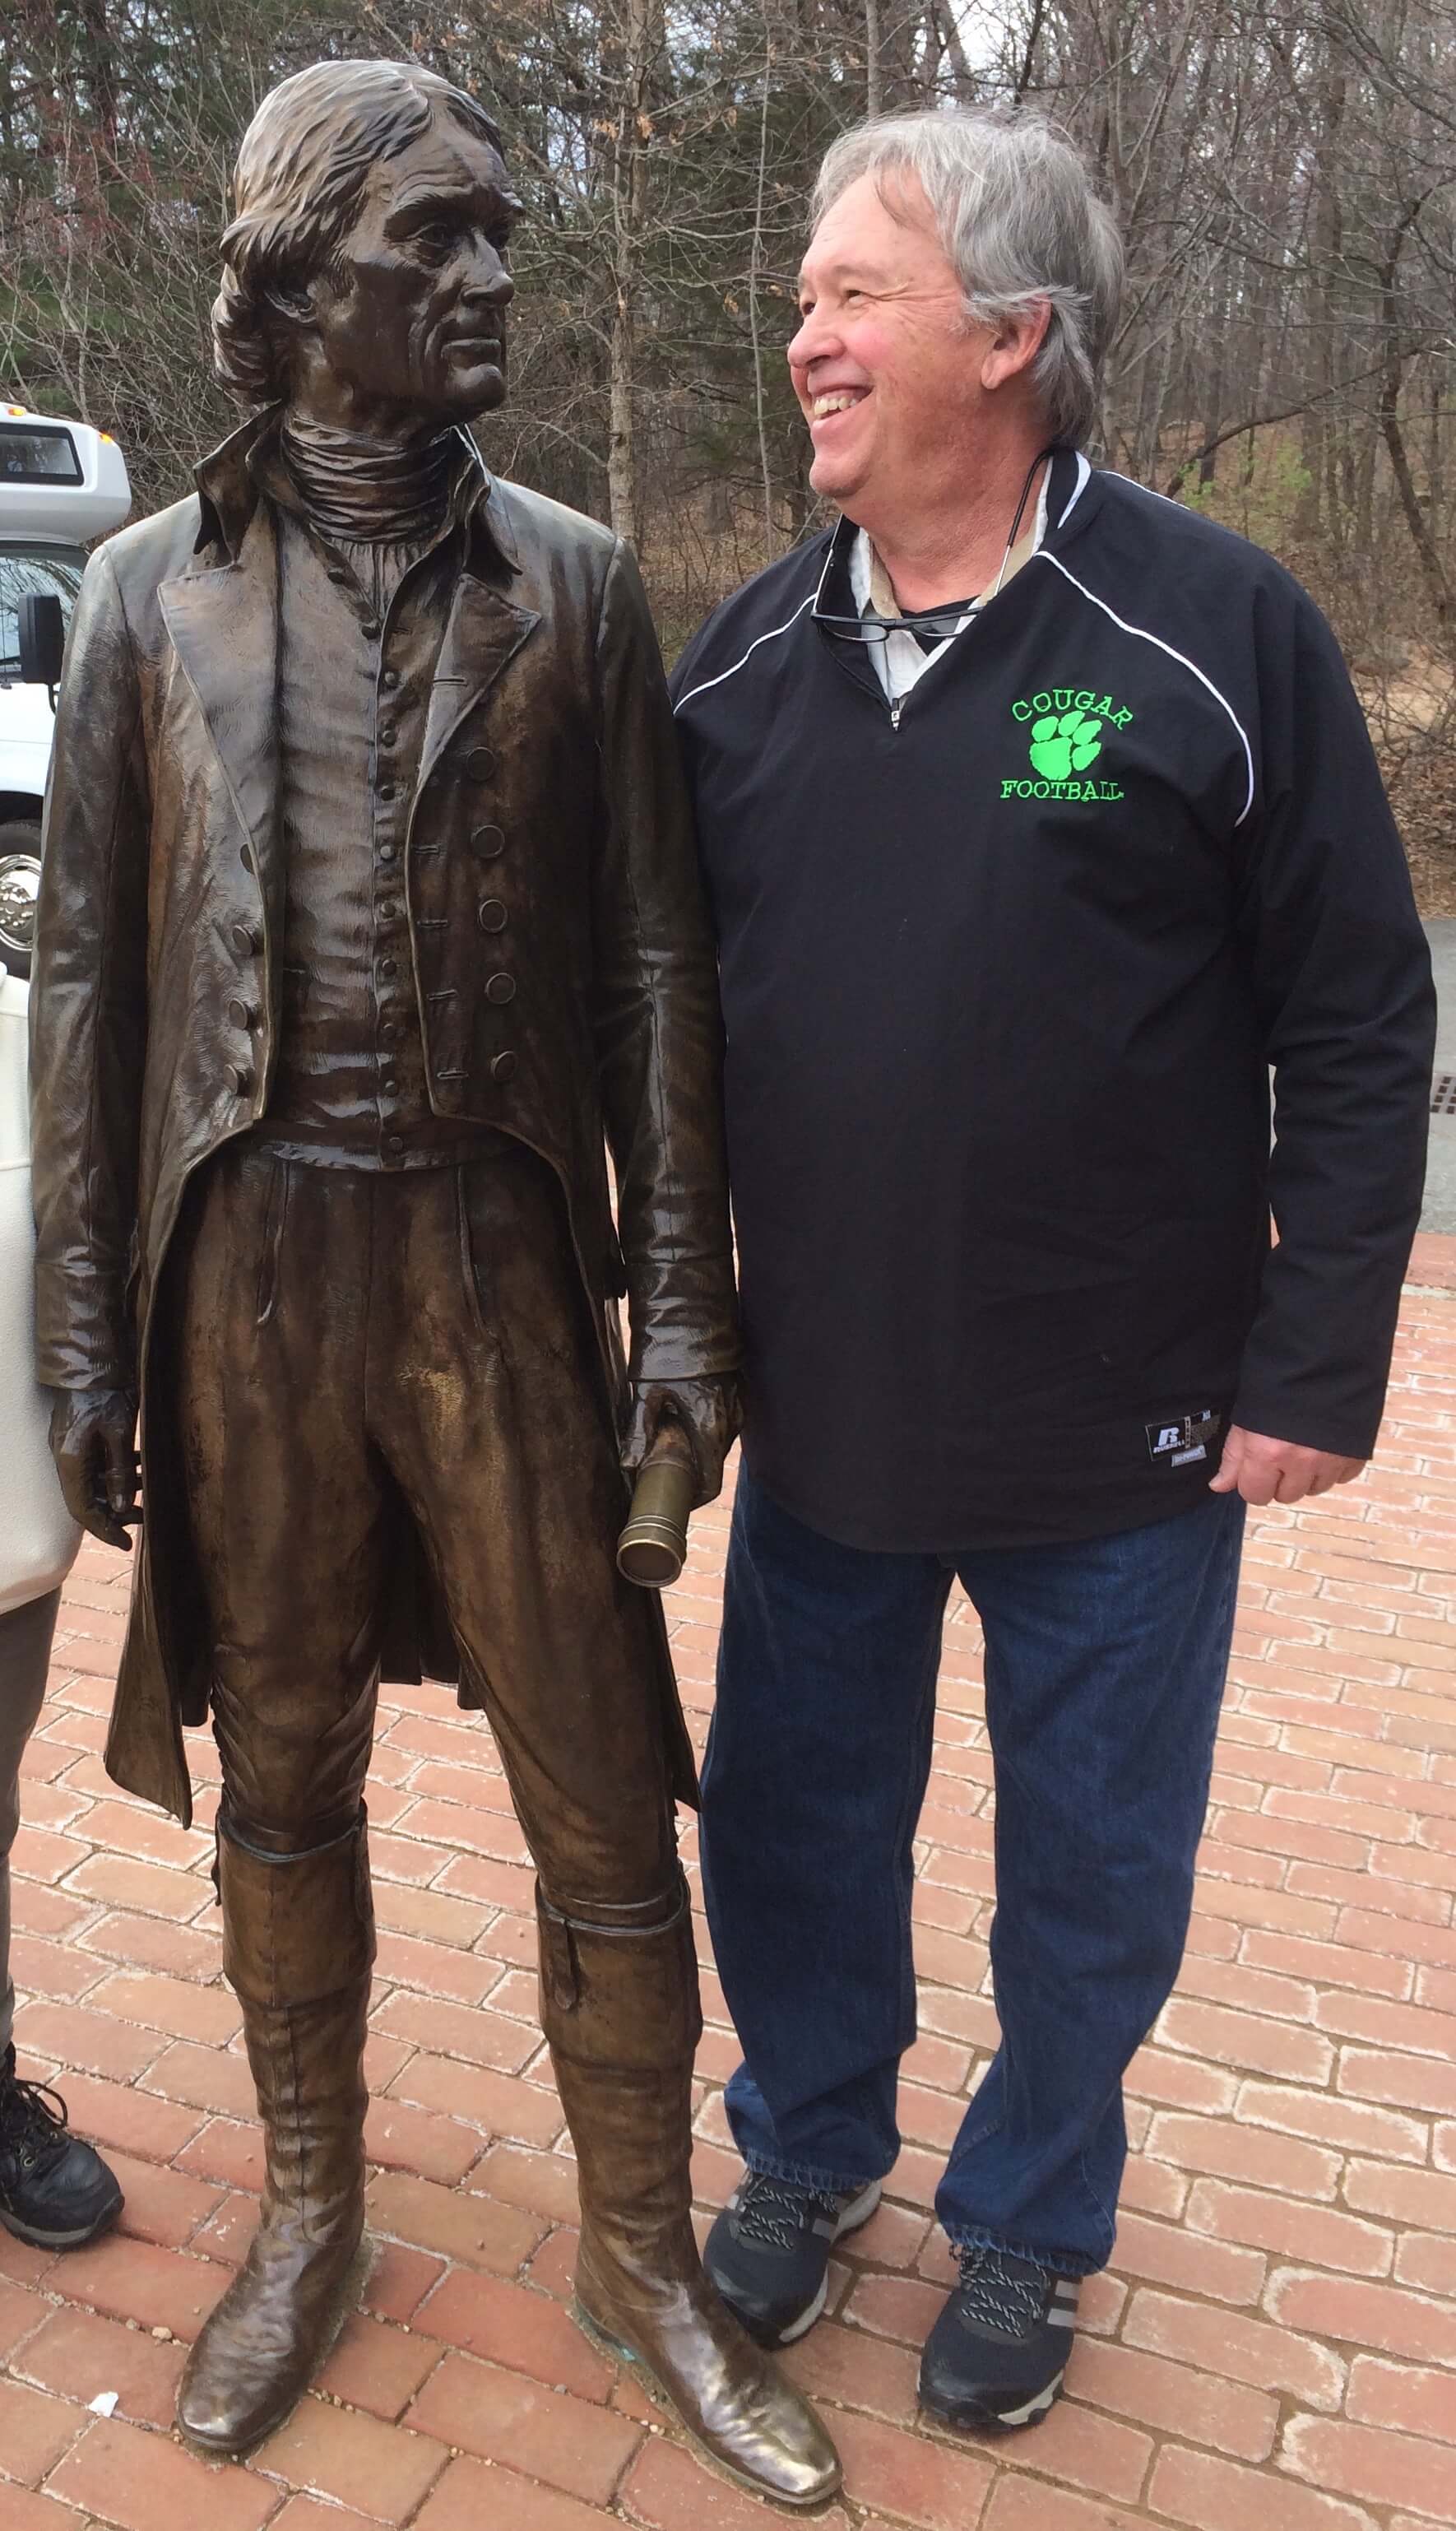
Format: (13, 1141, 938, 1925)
(2, 2, 1454, 903)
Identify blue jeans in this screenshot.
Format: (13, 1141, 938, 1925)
(699, 1470, 1245, 2276)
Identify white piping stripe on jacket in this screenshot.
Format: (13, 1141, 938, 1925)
(672, 550, 833, 714)
(1032, 550, 1257, 826)
(1106, 467, 1184, 511)
(1056, 452, 1092, 527)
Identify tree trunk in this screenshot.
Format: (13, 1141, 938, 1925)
(1379, 197, 1451, 636)
(605, 0, 661, 549)
(607, 294, 638, 550)
(865, 0, 883, 116)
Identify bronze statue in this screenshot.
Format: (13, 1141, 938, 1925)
(29, 58, 838, 2507)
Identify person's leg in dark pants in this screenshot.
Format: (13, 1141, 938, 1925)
(939, 1491, 1246, 2271)
(0, 1588, 123, 2249)
(918, 1491, 1245, 2430)
(0, 1589, 60, 2066)
(699, 1475, 1245, 2417)
(702, 1469, 950, 2193)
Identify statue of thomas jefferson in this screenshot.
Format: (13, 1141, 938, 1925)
(29, 58, 837, 2508)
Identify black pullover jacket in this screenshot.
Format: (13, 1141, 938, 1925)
(670, 450, 1436, 1552)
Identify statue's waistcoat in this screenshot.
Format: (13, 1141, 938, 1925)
(258, 471, 507, 1170)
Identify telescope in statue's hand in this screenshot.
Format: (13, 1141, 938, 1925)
(618, 1419, 698, 1588)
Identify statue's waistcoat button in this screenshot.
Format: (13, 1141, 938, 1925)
(478, 899, 508, 934)
(466, 746, 497, 781)
(471, 825, 504, 859)
(485, 972, 516, 1005)
(230, 922, 262, 958)
(490, 1051, 518, 1084)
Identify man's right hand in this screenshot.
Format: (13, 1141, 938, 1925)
(46, 1388, 140, 1552)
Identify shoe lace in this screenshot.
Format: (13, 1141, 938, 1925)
(954, 2243, 1050, 2340)
(0, 2069, 71, 2176)
(735, 2171, 837, 2254)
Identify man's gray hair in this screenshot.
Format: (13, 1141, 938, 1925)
(812, 110, 1123, 447)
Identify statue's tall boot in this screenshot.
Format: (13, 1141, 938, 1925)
(540, 1874, 842, 2509)
(176, 1812, 374, 2459)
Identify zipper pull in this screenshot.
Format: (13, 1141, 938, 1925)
(890, 696, 902, 729)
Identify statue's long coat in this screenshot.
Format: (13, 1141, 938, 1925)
(30, 413, 739, 1827)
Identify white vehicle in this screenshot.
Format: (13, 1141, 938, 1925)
(0, 406, 132, 977)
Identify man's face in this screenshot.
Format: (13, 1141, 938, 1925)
(787, 171, 991, 519)
(299, 119, 519, 428)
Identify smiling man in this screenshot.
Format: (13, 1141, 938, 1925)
(671, 111, 1435, 2435)
(28, 59, 839, 2505)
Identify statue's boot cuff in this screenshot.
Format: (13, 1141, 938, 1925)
(539, 1878, 842, 2510)
(176, 1811, 375, 2461)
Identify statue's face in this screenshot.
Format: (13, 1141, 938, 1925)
(300, 118, 518, 427)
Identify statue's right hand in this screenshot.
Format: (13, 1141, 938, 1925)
(46, 1387, 140, 1553)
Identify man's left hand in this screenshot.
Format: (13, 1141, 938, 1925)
(1210, 1424, 1365, 1507)
(622, 1373, 744, 1507)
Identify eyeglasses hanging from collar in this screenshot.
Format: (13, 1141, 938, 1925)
(811, 444, 1064, 650)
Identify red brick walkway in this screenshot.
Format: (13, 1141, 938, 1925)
(4, 1247, 1456, 2531)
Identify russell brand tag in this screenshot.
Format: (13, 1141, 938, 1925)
(1146, 1409, 1222, 1466)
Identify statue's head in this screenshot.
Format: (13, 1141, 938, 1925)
(213, 58, 520, 431)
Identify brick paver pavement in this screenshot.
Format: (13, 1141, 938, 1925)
(4, 1240, 1456, 2531)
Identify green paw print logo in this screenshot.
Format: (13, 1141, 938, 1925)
(1028, 708, 1103, 780)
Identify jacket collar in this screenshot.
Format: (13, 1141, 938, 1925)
(192, 406, 520, 581)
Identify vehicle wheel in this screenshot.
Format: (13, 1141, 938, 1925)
(0, 819, 42, 982)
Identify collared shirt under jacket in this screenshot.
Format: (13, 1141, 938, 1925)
(670, 448, 1436, 1552)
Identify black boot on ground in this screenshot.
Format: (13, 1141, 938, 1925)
(0, 2046, 123, 2249)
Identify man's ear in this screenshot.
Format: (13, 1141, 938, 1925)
(981, 296, 1052, 395)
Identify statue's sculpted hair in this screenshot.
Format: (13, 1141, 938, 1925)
(213, 58, 506, 405)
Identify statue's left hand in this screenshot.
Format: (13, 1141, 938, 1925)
(621, 1373, 744, 1507)
(46, 1386, 141, 1552)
